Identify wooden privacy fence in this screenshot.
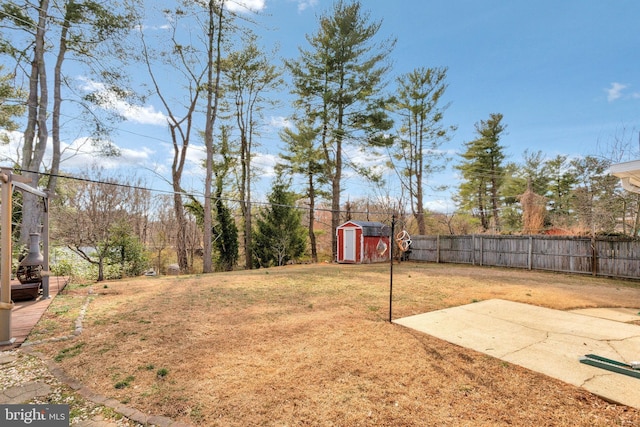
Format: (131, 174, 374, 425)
(407, 235, 640, 280)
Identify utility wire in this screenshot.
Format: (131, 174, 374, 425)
(13, 168, 399, 217)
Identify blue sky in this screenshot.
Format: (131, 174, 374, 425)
(3, 0, 639, 212)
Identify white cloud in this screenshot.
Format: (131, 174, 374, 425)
(78, 77, 167, 126)
(342, 143, 390, 180)
(606, 82, 627, 102)
(268, 116, 291, 129)
(184, 143, 207, 171)
(60, 137, 153, 170)
(0, 130, 25, 165)
(255, 153, 279, 177)
(293, 0, 318, 12)
(424, 199, 456, 214)
(0, 130, 155, 174)
(226, 0, 266, 13)
(120, 104, 167, 126)
(136, 23, 171, 31)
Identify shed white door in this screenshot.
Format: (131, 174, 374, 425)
(343, 228, 356, 261)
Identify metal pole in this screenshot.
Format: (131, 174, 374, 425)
(0, 169, 15, 344)
(389, 215, 395, 323)
(42, 192, 50, 298)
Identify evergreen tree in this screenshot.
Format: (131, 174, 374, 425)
(0, 65, 25, 143)
(571, 155, 620, 234)
(501, 150, 552, 232)
(253, 182, 306, 267)
(277, 117, 327, 263)
(223, 32, 283, 270)
(545, 154, 577, 229)
(213, 127, 238, 271)
(213, 196, 238, 271)
(390, 66, 455, 234)
(286, 0, 395, 261)
(185, 126, 239, 271)
(455, 113, 507, 232)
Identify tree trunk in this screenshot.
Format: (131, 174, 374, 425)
(308, 172, 318, 263)
(202, 0, 215, 274)
(48, 0, 70, 197)
(97, 258, 104, 282)
(20, 0, 50, 245)
(239, 101, 256, 270)
(331, 155, 341, 262)
(477, 185, 488, 231)
(239, 127, 252, 269)
(202, 0, 225, 274)
(414, 170, 426, 235)
(173, 183, 188, 273)
(170, 124, 189, 273)
(491, 175, 501, 231)
(331, 106, 344, 262)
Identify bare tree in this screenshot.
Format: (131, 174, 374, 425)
(137, 6, 208, 273)
(54, 169, 150, 281)
(1, 0, 134, 244)
(137, 2, 238, 273)
(147, 195, 175, 274)
(519, 182, 547, 234)
(596, 125, 640, 236)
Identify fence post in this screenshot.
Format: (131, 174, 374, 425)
(472, 235, 475, 265)
(528, 236, 533, 270)
(591, 236, 597, 276)
(436, 235, 440, 263)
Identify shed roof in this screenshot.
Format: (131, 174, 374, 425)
(339, 220, 390, 237)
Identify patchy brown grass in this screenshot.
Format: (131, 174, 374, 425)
(35, 263, 640, 426)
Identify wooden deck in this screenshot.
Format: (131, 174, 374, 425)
(0, 277, 67, 350)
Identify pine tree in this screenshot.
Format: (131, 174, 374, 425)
(286, 0, 395, 260)
(277, 117, 327, 263)
(253, 182, 307, 267)
(0, 66, 25, 143)
(545, 154, 577, 229)
(571, 155, 620, 234)
(391, 66, 456, 234)
(223, 33, 282, 270)
(455, 113, 507, 232)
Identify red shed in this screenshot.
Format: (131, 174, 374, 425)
(336, 220, 391, 264)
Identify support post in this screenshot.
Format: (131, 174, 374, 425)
(42, 192, 50, 298)
(389, 215, 395, 323)
(0, 169, 15, 345)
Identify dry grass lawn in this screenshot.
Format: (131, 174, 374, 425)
(33, 262, 640, 426)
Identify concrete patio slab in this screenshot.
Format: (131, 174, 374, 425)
(394, 299, 640, 409)
(569, 307, 640, 323)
